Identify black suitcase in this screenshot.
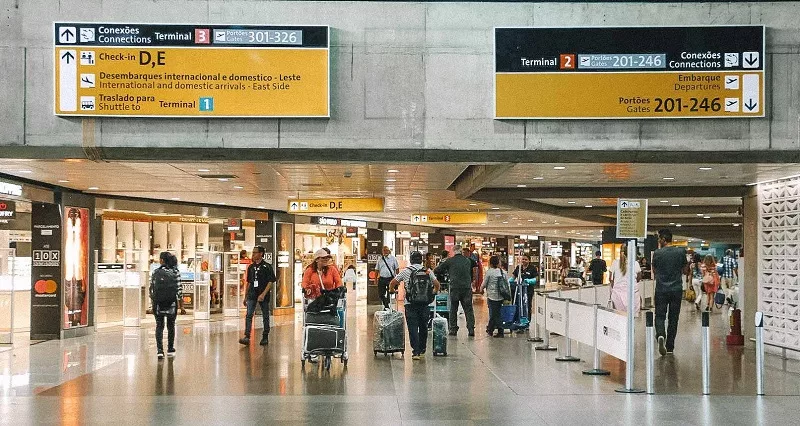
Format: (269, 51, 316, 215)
(304, 325, 345, 353)
(305, 311, 340, 327)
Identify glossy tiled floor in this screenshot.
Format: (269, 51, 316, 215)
(2, 293, 800, 425)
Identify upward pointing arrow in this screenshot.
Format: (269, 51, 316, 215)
(745, 53, 758, 66)
(60, 28, 75, 41)
(61, 51, 75, 64)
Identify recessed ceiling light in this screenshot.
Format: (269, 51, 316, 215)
(58, 180, 70, 183)
(669, 222, 675, 225)
(217, 202, 226, 205)
(386, 179, 396, 182)
(502, 221, 509, 224)
(171, 197, 180, 201)
(699, 167, 713, 171)
(703, 216, 711, 219)
(585, 205, 593, 208)
(412, 194, 421, 198)
(233, 185, 243, 189)
(218, 178, 229, 182)
(553, 166, 566, 170)
(257, 206, 265, 209)
(469, 203, 477, 206)
(672, 204, 680, 207)
(567, 201, 576, 204)
(388, 169, 399, 173)
(491, 207, 500, 210)
(696, 213, 704, 217)
(676, 224, 682, 227)
(88, 187, 99, 190)
(660, 200, 669, 203)
(517, 184, 527, 188)
(733, 223, 741, 227)
(528, 219, 534, 222)
(662, 177, 675, 180)
(198, 169, 210, 172)
(18, 170, 32, 174)
(533, 177, 544, 180)
(388, 208, 396, 211)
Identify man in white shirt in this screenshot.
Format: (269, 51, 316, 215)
(374, 246, 399, 309)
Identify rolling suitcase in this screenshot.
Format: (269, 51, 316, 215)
(305, 311, 340, 327)
(373, 308, 405, 357)
(432, 314, 448, 356)
(304, 325, 346, 353)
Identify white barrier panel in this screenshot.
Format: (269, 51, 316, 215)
(580, 286, 596, 304)
(641, 279, 655, 307)
(536, 293, 547, 329)
(596, 308, 628, 362)
(561, 288, 581, 301)
(569, 302, 595, 346)
(547, 298, 567, 335)
(596, 285, 611, 307)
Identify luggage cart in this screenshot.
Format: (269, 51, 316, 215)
(428, 292, 449, 329)
(301, 290, 348, 371)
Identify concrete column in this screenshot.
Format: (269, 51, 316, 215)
(742, 185, 759, 340)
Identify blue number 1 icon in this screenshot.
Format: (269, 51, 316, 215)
(199, 97, 214, 112)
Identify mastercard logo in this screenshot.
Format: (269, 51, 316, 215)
(34, 279, 58, 294)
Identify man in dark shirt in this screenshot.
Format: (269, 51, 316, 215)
(435, 245, 478, 337)
(512, 255, 540, 320)
(587, 251, 607, 285)
(652, 229, 688, 356)
(239, 246, 277, 346)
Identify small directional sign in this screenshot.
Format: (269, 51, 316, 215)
(617, 199, 648, 239)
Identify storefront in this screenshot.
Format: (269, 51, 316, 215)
(294, 216, 368, 301)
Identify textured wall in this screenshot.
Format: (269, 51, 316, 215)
(1, 1, 799, 159)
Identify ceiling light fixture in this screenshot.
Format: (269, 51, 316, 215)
(585, 205, 593, 208)
(676, 224, 682, 227)
(696, 213, 704, 217)
(469, 203, 477, 206)
(533, 177, 544, 180)
(88, 186, 99, 190)
(528, 219, 534, 222)
(198, 169, 210, 172)
(492, 207, 500, 210)
(699, 167, 713, 171)
(58, 180, 70, 183)
(502, 221, 509, 224)
(662, 177, 675, 181)
(217, 202, 226, 205)
(553, 166, 566, 170)
(672, 204, 680, 207)
(660, 200, 669, 203)
(669, 222, 675, 225)
(703, 216, 711, 219)
(218, 178, 229, 182)
(567, 201, 576, 204)
(733, 223, 741, 227)
(18, 170, 32, 174)
(388, 169, 399, 173)
(171, 197, 180, 201)
(233, 186, 243, 189)
(257, 206, 265, 209)
(386, 178, 396, 182)
(517, 184, 527, 188)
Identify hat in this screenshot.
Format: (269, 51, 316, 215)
(314, 248, 330, 260)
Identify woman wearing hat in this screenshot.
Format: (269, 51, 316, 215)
(302, 248, 343, 302)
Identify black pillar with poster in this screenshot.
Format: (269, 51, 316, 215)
(366, 228, 383, 305)
(30, 203, 62, 340)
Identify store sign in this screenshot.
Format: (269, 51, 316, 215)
(54, 23, 329, 117)
(0, 182, 22, 197)
(410, 212, 488, 225)
(495, 26, 765, 119)
(226, 218, 242, 231)
(616, 199, 648, 239)
(289, 198, 384, 213)
(311, 217, 368, 228)
(31, 203, 63, 340)
(102, 211, 208, 223)
(0, 201, 15, 219)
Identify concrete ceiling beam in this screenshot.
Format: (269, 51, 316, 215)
(450, 164, 515, 199)
(474, 186, 747, 200)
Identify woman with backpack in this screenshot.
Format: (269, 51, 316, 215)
(149, 252, 181, 359)
(701, 255, 721, 312)
(481, 255, 510, 338)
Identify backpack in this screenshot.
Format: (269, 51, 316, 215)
(151, 267, 179, 303)
(407, 266, 434, 305)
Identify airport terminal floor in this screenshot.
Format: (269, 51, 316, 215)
(3, 291, 800, 425)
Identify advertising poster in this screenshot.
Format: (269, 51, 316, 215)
(63, 207, 89, 328)
(31, 203, 62, 340)
(275, 222, 294, 309)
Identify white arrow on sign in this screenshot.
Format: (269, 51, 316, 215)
(742, 74, 760, 113)
(59, 49, 77, 112)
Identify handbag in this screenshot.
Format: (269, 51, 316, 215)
(685, 287, 696, 302)
(497, 272, 511, 301)
(156, 301, 176, 317)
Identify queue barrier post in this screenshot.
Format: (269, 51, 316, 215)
(582, 304, 610, 376)
(701, 311, 711, 395)
(755, 312, 765, 396)
(555, 299, 580, 362)
(646, 311, 655, 394)
(527, 291, 543, 343)
(535, 293, 557, 351)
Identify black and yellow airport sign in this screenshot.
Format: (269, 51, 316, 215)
(54, 23, 329, 117)
(288, 198, 384, 213)
(411, 213, 488, 225)
(495, 26, 765, 119)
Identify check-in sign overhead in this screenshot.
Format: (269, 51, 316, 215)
(288, 198, 384, 213)
(54, 23, 329, 117)
(495, 26, 765, 119)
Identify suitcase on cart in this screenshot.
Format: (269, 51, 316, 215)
(304, 325, 346, 353)
(500, 304, 517, 331)
(432, 314, 448, 356)
(428, 293, 449, 328)
(373, 308, 405, 357)
(305, 311, 340, 327)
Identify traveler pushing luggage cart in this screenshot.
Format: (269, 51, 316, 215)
(301, 288, 348, 370)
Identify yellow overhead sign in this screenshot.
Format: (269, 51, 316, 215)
(288, 198, 384, 213)
(54, 23, 329, 117)
(411, 213, 488, 225)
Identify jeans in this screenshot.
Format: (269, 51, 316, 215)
(405, 303, 429, 356)
(244, 296, 270, 339)
(378, 277, 392, 308)
(153, 301, 176, 352)
(486, 299, 503, 336)
(655, 290, 683, 351)
(449, 287, 475, 333)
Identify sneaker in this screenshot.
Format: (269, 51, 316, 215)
(695, 302, 700, 311)
(239, 337, 250, 345)
(157, 351, 164, 360)
(448, 331, 458, 336)
(412, 354, 421, 360)
(468, 330, 475, 337)
(260, 335, 269, 346)
(666, 349, 674, 354)
(493, 333, 504, 338)
(308, 355, 319, 364)
(167, 349, 176, 358)
(658, 336, 667, 356)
